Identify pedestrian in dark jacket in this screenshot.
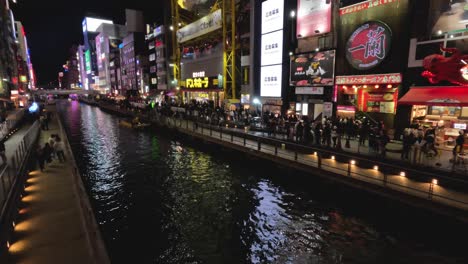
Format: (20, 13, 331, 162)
(454, 130, 465, 155)
(0, 139, 6, 164)
(43, 143, 53, 163)
(37, 146, 45, 171)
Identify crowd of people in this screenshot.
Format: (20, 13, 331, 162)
(36, 134, 66, 172)
(110, 98, 467, 163)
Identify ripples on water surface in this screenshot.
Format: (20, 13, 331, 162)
(58, 101, 468, 264)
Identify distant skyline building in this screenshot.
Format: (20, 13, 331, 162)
(95, 23, 127, 94)
(82, 16, 114, 91)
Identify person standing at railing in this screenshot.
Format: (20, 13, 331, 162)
(0, 139, 6, 164)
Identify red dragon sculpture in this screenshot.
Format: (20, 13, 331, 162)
(421, 46, 468, 86)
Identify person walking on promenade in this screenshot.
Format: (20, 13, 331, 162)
(296, 121, 304, 143)
(43, 112, 49, 130)
(379, 130, 390, 158)
(331, 126, 338, 148)
(401, 129, 415, 160)
(314, 123, 322, 146)
(48, 134, 56, 159)
(54, 136, 66, 163)
(453, 130, 465, 156)
(43, 143, 53, 164)
(36, 146, 45, 171)
(0, 139, 6, 164)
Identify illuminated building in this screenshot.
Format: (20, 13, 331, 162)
(82, 16, 114, 90)
(95, 24, 128, 94)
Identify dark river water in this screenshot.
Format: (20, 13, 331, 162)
(57, 101, 467, 264)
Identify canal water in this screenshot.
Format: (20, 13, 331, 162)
(57, 101, 467, 264)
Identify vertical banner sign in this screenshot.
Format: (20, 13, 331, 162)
(297, 0, 332, 38)
(85, 50, 92, 74)
(261, 0, 284, 97)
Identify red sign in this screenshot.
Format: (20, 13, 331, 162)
(297, 0, 331, 38)
(346, 21, 392, 70)
(339, 0, 400, 16)
(335, 73, 402, 85)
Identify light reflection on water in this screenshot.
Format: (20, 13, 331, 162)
(57, 101, 467, 264)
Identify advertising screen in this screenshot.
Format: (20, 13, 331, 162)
(261, 65, 283, 97)
(85, 50, 91, 74)
(261, 30, 284, 66)
(297, 0, 331, 38)
(261, 0, 284, 97)
(290, 50, 335, 86)
(262, 0, 284, 34)
(83, 17, 113, 33)
(432, 0, 468, 34)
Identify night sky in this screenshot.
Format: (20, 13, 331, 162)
(11, 0, 165, 86)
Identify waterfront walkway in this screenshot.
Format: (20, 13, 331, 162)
(3, 107, 108, 264)
(159, 116, 468, 220)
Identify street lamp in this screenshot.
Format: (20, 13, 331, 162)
(290, 10, 296, 18)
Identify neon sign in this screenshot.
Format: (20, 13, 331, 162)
(346, 21, 392, 70)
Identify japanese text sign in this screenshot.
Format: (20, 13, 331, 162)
(346, 21, 392, 70)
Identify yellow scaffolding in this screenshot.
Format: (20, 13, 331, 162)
(171, 0, 238, 100)
(170, 0, 181, 86)
(222, 0, 237, 99)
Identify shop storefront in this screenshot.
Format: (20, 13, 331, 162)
(335, 73, 401, 127)
(399, 86, 468, 144)
(290, 50, 336, 120)
(336, 0, 410, 130)
(180, 71, 224, 106)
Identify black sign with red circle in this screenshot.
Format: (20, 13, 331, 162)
(346, 21, 392, 70)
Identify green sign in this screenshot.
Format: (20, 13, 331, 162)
(85, 50, 91, 74)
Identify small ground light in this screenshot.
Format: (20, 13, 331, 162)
(350, 160, 356, 165)
(373, 165, 379, 171)
(400, 171, 406, 177)
(432, 179, 438, 185)
(313, 152, 317, 156)
(331, 156, 335, 160)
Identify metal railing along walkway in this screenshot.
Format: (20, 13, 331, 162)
(156, 115, 468, 216)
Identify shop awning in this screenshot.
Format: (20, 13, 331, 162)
(399, 86, 468, 106)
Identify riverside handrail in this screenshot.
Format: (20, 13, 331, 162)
(161, 116, 468, 214)
(57, 115, 110, 264)
(187, 116, 468, 185)
(0, 121, 40, 216)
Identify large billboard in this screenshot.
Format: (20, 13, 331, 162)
(338, 0, 409, 74)
(177, 9, 222, 43)
(261, 30, 284, 66)
(261, 0, 284, 34)
(82, 17, 113, 33)
(261, 0, 284, 97)
(297, 0, 332, 38)
(261, 65, 283, 97)
(432, 0, 468, 34)
(290, 50, 336, 86)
